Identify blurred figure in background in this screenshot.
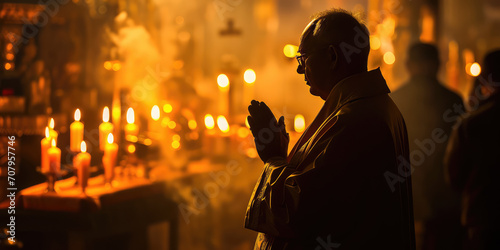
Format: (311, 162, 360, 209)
(445, 49, 500, 250)
(391, 43, 463, 250)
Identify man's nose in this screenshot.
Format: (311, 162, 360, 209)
(297, 64, 304, 74)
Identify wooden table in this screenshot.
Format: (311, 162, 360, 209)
(0, 176, 178, 250)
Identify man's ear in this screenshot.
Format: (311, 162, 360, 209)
(329, 45, 338, 70)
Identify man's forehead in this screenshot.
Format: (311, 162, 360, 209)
(298, 19, 318, 51)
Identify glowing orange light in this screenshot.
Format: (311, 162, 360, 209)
(205, 114, 215, 129)
(45, 127, 50, 138)
(74, 109, 81, 121)
(168, 121, 176, 129)
(104, 61, 112, 70)
(188, 120, 197, 130)
(173, 60, 184, 70)
(283, 44, 298, 58)
(469, 62, 481, 77)
(127, 144, 136, 153)
(51, 139, 56, 147)
(6, 43, 13, 51)
(107, 133, 114, 144)
(127, 108, 135, 124)
(294, 114, 305, 133)
(172, 140, 180, 149)
(383, 52, 396, 65)
(144, 138, 152, 146)
(217, 115, 230, 133)
(49, 118, 55, 129)
(112, 63, 121, 71)
(6, 53, 14, 61)
(81, 141, 87, 153)
(172, 134, 181, 141)
(151, 105, 160, 121)
(163, 104, 173, 113)
(244, 69, 256, 84)
(4, 63, 12, 70)
(217, 74, 229, 90)
(103, 106, 110, 122)
(237, 127, 250, 138)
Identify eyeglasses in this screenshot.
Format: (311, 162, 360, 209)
(295, 46, 333, 67)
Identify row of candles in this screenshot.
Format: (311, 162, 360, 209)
(40, 107, 137, 190)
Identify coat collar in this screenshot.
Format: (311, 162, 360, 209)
(288, 68, 390, 163)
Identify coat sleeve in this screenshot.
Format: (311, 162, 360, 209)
(245, 117, 392, 238)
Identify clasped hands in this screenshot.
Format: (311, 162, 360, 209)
(247, 100, 289, 163)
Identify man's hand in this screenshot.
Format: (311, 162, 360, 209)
(247, 100, 289, 163)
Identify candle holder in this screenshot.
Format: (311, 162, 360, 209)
(44, 171, 58, 193)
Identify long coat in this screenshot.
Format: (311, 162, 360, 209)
(245, 69, 416, 249)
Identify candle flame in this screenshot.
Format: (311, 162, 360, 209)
(107, 133, 114, 144)
(244, 69, 256, 84)
(81, 141, 87, 153)
(45, 127, 50, 138)
(51, 139, 56, 147)
(204, 114, 215, 129)
(217, 115, 230, 133)
(127, 108, 135, 124)
(469, 62, 481, 77)
(74, 109, 81, 121)
(217, 74, 229, 90)
(294, 114, 305, 133)
(151, 105, 160, 121)
(49, 118, 55, 129)
(103, 106, 110, 122)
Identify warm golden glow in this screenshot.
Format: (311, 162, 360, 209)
(469, 62, 481, 77)
(6, 53, 14, 61)
(188, 120, 197, 130)
(74, 109, 81, 121)
(370, 36, 381, 50)
(383, 52, 396, 65)
(163, 103, 173, 113)
(103, 106, 110, 122)
(283, 44, 298, 58)
(6, 43, 13, 51)
(49, 118, 55, 129)
(107, 133, 114, 144)
(246, 148, 258, 158)
(45, 127, 50, 138)
(204, 114, 215, 129)
(294, 114, 305, 133)
(51, 139, 56, 147)
(173, 60, 184, 70)
(151, 105, 160, 121)
(104, 61, 112, 70)
(81, 141, 87, 153)
(127, 144, 136, 153)
(244, 69, 256, 84)
(161, 117, 170, 127)
(172, 134, 181, 141)
(126, 108, 135, 124)
(217, 115, 230, 133)
(4, 63, 12, 70)
(217, 74, 230, 90)
(172, 140, 180, 149)
(112, 63, 121, 71)
(237, 127, 250, 138)
(168, 121, 176, 129)
(144, 138, 152, 146)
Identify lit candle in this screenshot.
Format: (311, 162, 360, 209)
(75, 141, 91, 192)
(48, 118, 58, 142)
(103, 133, 118, 183)
(41, 127, 51, 173)
(70, 109, 84, 152)
(124, 107, 138, 142)
(48, 139, 61, 174)
(99, 106, 114, 151)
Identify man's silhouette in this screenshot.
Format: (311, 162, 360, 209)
(245, 8, 415, 249)
(445, 49, 500, 250)
(391, 43, 463, 250)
